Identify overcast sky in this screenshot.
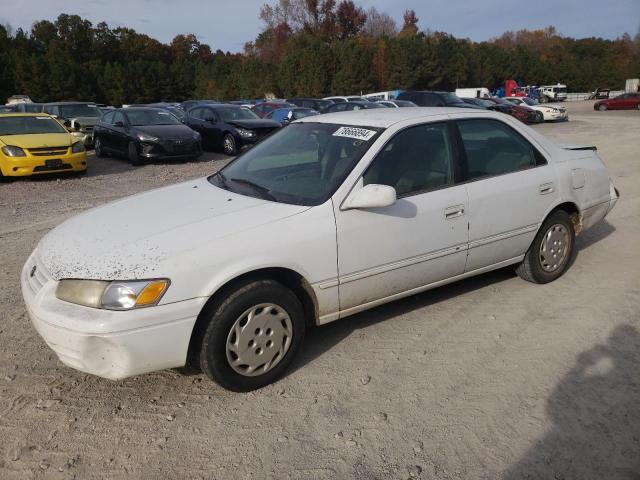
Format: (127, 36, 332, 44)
(1, 0, 638, 52)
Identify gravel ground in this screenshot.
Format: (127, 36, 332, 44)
(0, 101, 639, 479)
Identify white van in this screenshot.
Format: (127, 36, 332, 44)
(455, 88, 491, 99)
(538, 84, 567, 102)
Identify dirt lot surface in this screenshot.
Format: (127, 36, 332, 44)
(1, 101, 639, 479)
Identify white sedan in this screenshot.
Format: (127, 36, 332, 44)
(22, 108, 618, 391)
(506, 96, 569, 121)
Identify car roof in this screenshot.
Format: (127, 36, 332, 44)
(297, 107, 491, 128)
(118, 107, 164, 112)
(42, 102, 97, 105)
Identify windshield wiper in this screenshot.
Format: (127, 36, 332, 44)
(230, 178, 276, 201)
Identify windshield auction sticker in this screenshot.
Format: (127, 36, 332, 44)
(333, 126, 377, 141)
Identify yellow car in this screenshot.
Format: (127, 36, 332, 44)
(0, 113, 87, 178)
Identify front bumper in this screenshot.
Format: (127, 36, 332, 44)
(543, 110, 569, 121)
(139, 139, 202, 160)
(21, 252, 206, 380)
(0, 151, 87, 177)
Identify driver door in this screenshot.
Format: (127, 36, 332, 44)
(334, 122, 469, 314)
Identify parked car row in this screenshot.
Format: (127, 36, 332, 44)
(4, 85, 636, 178)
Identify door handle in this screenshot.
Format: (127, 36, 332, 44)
(444, 205, 465, 219)
(539, 182, 555, 195)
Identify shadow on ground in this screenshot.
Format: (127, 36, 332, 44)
(503, 324, 640, 480)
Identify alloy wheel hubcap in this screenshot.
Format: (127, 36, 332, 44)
(224, 136, 234, 153)
(539, 224, 570, 272)
(226, 303, 293, 377)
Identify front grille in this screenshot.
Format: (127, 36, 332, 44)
(25, 254, 52, 296)
(27, 146, 69, 157)
(164, 139, 197, 154)
(33, 163, 73, 172)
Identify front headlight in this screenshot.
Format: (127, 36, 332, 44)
(71, 141, 85, 153)
(56, 279, 169, 310)
(1, 145, 26, 157)
(137, 132, 159, 142)
(236, 128, 255, 139)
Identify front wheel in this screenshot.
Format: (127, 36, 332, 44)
(199, 279, 305, 391)
(535, 111, 544, 123)
(598, 104, 608, 111)
(516, 210, 575, 284)
(128, 141, 142, 166)
(222, 133, 237, 156)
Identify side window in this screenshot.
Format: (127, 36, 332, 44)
(113, 112, 126, 125)
(457, 119, 544, 180)
(102, 111, 115, 124)
(363, 122, 455, 197)
(188, 108, 201, 120)
(203, 109, 218, 122)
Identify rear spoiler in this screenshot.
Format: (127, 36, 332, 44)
(562, 144, 597, 151)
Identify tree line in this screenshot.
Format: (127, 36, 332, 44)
(0, 2, 638, 105)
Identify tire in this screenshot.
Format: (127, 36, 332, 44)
(128, 141, 142, 166)
(222, 133, 237, 156)
(198, 279, 305, 392)
(598, 104, 608, 111)
(535, 111, 544, 123)
(94, 137, 106, 158)
(516, 210, 575, 284)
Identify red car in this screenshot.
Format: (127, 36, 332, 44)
(594, 93, 640, 111)
(251, 101, 296, 118)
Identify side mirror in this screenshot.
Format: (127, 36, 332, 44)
(343, 184, 397, 210)
(114, 121, 124, 127)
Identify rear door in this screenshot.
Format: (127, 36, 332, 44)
(111, 111, 129, 153)
(97, 111, 115, 150)
(455, 118, 558, 272)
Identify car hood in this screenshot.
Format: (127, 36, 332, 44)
(228, 119, 281, 130)
(38, 177, 308, 280)
(133, 124, 195, 138)
(0, 133, 72, 148)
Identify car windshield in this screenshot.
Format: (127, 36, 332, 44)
(521, 98, 537, 106)
(209, 122, 382, 206)
(442, 93, 465, 105)
(316, 100, 333, 110)
(59, 104, 101, 118)
(126, 110, 181, 126)
(217, 107, 260, 122)
(293, 109, 319, 119)
(0, 116, 66, 135)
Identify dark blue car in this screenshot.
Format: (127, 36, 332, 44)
(185, 104, 281, 156)
(264, 107, 319, 125)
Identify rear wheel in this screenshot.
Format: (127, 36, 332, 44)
(128, 141, 142, 166)
(516, 210, 575, 284)
(94, 137, 106, 158)
(598, 104, 608, 111)
(198, 279, 305, 391)
(222, 133, 237, 156)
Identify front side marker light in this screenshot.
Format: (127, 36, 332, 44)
(134, 280, 169, 307)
